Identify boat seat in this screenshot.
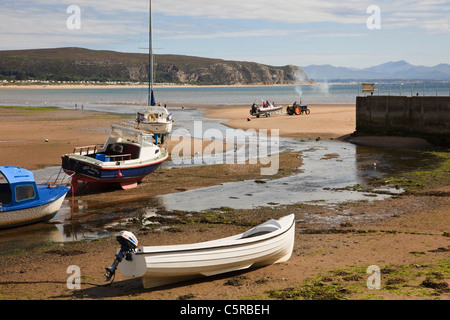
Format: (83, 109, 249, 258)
(95, 154, 110, 162)
(241, 219, 281, 238)
(105, 144, 140, 160)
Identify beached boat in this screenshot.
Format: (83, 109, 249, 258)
(105, 214, 295, 288)
(0, 166, 70, 229)
(136, 105, 173, 134)
(61, 124, 169, 193)
(250, 101, 283, 118)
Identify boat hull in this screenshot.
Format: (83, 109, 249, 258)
(250, 105, 283, 117)
(139, 122, 173, 134)
(259, 106, 283, 113)
(136, 106, 173, 134)
(118, 214, 295, 288)
(0, 190, 68, 229)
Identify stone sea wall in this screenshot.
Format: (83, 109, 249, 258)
(356, 95, 450, 146)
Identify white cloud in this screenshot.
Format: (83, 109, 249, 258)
(153, 0, 366, 24)
(0, 2, 147, 50)
(1, 0, 449, 67)
(161, 28, 307, 40)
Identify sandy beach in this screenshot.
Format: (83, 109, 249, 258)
(205, 104, 356, 140)
(0, 104, 448, 301)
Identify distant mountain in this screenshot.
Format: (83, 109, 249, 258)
(0, 47, 308, 86)
(301, 64, 378, 81)
(303, 60, 450, 81)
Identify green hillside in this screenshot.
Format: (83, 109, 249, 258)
(0, 47, 308, 85)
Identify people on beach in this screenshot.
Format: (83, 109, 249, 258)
(251, 103, 257, 114)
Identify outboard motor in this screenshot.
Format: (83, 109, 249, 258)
(105, 231, 138, 282)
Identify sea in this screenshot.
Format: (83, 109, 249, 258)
(1, 82, 449, 113)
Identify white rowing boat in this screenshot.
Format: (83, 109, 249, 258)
(110, 214, 295, 288)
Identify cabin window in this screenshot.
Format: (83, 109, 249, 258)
(15, 185, 36, 202)
(0, 185, 12, 205)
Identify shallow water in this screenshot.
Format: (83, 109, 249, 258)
(158, 140, 406, 211)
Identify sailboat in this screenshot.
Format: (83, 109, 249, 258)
(135, 0, 173, 137)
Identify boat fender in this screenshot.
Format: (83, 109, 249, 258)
(147, 113, 156, 121)
(117, 171, 123, 178)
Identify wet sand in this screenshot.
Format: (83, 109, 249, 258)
(0, 106, 225, 170)
(0, 105, 448, 301)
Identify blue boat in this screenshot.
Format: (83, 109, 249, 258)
(0, 166, 70, 229)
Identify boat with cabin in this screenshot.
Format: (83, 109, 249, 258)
(61, 124, 169, 193)
(136, 105, 173, 134)
(0, 166, 70, 229)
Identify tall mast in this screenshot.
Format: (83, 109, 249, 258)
(148, 0, 154, 106)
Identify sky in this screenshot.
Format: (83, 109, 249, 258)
(1, 0, 449, 68)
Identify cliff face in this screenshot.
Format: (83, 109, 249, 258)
(0, 47, 309, 85)
(154, 54, 306, 85)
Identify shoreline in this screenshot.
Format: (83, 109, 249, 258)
(0, 105, 448, 300)
(0, 82, 316, 90)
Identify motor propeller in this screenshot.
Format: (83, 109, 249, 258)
(105, 231, 138, 282)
